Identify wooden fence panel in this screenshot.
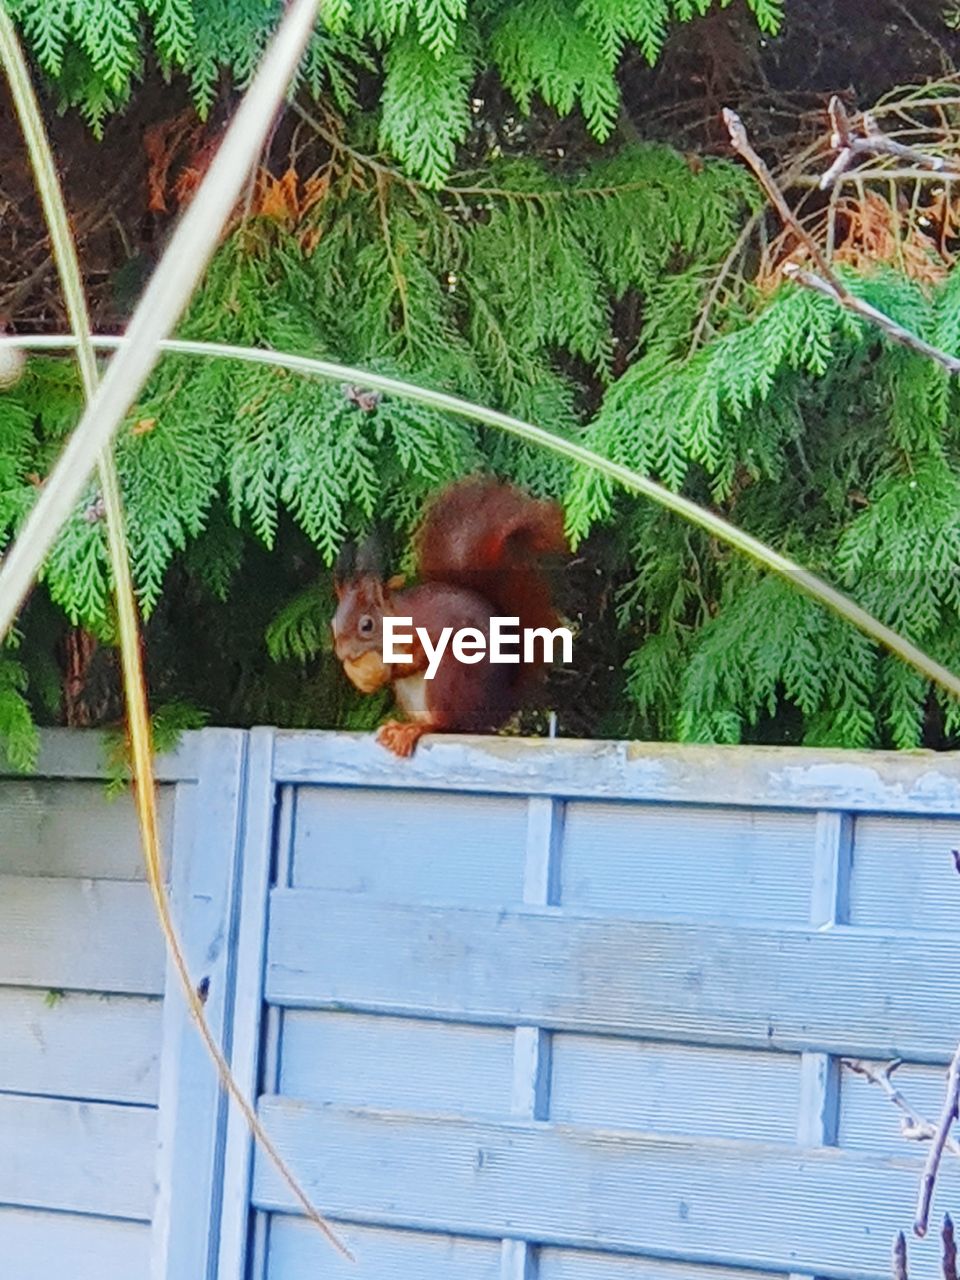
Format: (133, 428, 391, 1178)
(234, 733, 960, 1280)
(0, 728, 247, 1280)
(5, 730, 960, 1280)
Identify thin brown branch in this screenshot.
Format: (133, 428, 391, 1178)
(819, 95, 960, 191)
(723, 108, 838, 284)
(688, 210, 761, 353)
(844, 1059, 960, 1153)
(723, 108, 960, 378)
(784, 265, 960, 375)
(916, 1043, 960, 1237)
(894, 1230, 909, 1280)
(943, 1214, 958, 1280)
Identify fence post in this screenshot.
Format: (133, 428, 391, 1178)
(151, 728, 249, 1280)
(215, 727, 278, 1280)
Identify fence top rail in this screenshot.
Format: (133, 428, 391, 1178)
(271, 729, 960, 814)
(0, 726, 244, 783)
(7, 728, 960, 813)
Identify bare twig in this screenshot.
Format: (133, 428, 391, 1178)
(861, 109, 960, 173)
(783, 265, 960, 374)
(819, 97, 960, 190)
(723, 108, 837, 282)
(916, 1043, 960, 1237)
(894, 1230, 909, 1280)
(723, 108, 960, 379)
(844, 1059, 960, 1154)
(943, 1214, 958, 1280)
(819, 96, 856, 189)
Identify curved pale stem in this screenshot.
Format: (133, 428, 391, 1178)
(6, 330, 960, 703)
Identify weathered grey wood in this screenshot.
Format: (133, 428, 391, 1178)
(151, 728, 248, 1280)
(0, 1093, 156, 1220)
(267, 1216, 501, 1279)
(537, 1247, 781, 1279)
(265, 890, 960, 1060)
(272, 730, 960, 812)
(8, 727, 960, 1280)
(279, 1009, 515, 1113)
(0, 1208, 151, 1280)
(2, 726, 202, 782)
(251, 1098, 960, 1279)
(560, 798, 815, 921)
(216, 728, 278, 1280)
(0, 779, 176, 879)
(0, 874, 165, 993)
(0, 988, 161, 1103)
(548, 1035, 799, 1140)
(267, 1219, 781, 1280)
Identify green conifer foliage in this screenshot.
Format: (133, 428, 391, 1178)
(9, 0, 781, 178)
(8, 0, 960, 756)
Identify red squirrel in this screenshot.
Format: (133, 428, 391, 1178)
(332, 477, 568, 756)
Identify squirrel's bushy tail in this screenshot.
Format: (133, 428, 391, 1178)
(415, 477, 567, 646)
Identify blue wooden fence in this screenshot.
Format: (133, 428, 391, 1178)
(2, 728, 960, 1279)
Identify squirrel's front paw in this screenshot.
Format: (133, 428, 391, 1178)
(377, 720, 429, 757)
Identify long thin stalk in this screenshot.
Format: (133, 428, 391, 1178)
(0, 3, 350, 1258)
(6, 330, 960, 703)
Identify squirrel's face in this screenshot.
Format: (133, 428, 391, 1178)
(332, 574, 393, 693)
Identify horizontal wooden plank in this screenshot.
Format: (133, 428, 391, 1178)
(267, 1215, 502, 1279)
(251, 1099, 959, 1280)
(0, 988, 161, 1104)
(0, 876, 165, 994)
(266, 891, 960, 1060)
(0, 1207, 150, 1280)
(537, 1248, 780, 1280)
(268, 1219, 783, 1280)
(0, 1093, 156, 1220)
(849, 813, 960, 930)
(6, 726, 208, 782)
(273, 730, 960, 813)
(0, 780, 176, 880)
(280, 1010, 514, 1113)
(291, 786, 527, 902)
(549, 1034, 800, 1141)
(561, 800, 815, 922)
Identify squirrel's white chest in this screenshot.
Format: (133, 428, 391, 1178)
(393, 672, 430, 723)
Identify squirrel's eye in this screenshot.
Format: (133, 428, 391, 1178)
(358, 614, 375, 636)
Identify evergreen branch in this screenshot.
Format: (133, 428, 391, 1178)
(783, 267, 960, 375)
(0, 0, 319, 639)
(293, 101, 706, 205)
(724, 108, 960, 377)
(291, 100, 424, 193)
(376, 171, 411, 336)
(9, 330, 960, 703)
(688, 207, 761, 354)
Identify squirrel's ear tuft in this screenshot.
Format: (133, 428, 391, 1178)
(334, 541, 358, 592)
(355, 533, 384, 579)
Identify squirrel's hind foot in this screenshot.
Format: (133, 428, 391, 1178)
(377, 720, 430, 757)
